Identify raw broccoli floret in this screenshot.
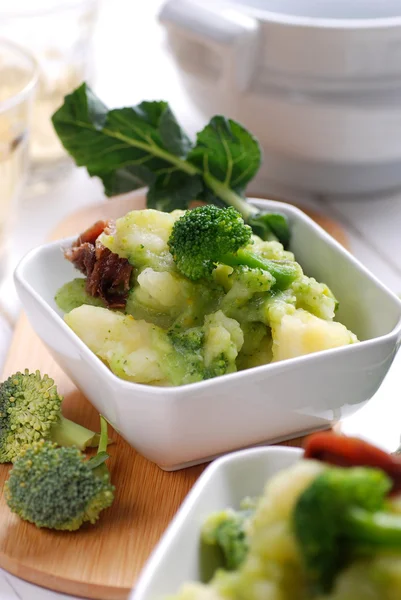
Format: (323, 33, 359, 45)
(293, 465, 401, 594)
(168, 205, 301, 289)
(5, 415, 114, 531)
(202, 508, 255, 571)
(0, 370, 102, 463)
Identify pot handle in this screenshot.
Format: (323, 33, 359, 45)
(159, 0, 260, 92)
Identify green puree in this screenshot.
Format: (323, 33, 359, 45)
(55, 279, 105, 313)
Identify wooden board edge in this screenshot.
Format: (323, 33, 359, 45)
(0, 551, 130, 600)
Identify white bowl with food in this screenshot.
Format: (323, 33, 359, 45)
(131, 434, 401, 600)
(14, 197, 401, 470)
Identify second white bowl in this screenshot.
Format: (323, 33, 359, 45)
(131, 446, 303, 600)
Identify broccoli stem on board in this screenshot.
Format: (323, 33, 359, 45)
(221, 249, 300, 290)
(50, 415, 100, 450)
(87, 415, 112, 478)
(98, 414, 109, 454)
(345, 508, 401, 547)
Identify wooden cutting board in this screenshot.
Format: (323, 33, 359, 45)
(0, 191, 348, 600)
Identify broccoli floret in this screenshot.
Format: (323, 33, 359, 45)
(168, 313, 245, 383)
(168, 327, 205, 384)
(202, 508, 255, 571)
(221, 266, 275, 312)
(168, 205, 251, 280)
(293, 465, 401, 594)
(5, 415, 114, 531)
(236, 322, 272, 371)
(168, 205, 301, 290)
(0, 370, 102, 463)
(291, 275, 338, 320)
(203, 311, 244, 379)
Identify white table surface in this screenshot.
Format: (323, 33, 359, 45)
(3, 0, 401, 598)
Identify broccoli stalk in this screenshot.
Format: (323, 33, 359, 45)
(0, 370, 105, 463)
(293, 465, 401, 595)
(5, 415, 115, 531)
(168, 205, 300, 290)
(202, 175, 289, 245)
(50, 415, 100, 449)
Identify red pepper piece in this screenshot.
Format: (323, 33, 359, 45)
(304, 432, 401, 494)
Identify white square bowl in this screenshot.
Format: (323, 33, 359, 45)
(130, 445, 303, 600)
(14, 199, 401, 470)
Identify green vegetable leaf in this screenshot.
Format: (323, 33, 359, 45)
(188, 116, 262, 195)
(52, 83, 197, 197)
(248, 212, 290, 248)
(101, 165, 156, 197)
(147, 172, 203, 212)
(159, 106, 193, 157)
(52, 84, 290, 243)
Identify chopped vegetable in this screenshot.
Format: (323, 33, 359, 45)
(202, 508, 255, 571)
(168, 205, 301, 289)
(57, 207, 358, 386)
(293, 466, 396, 594)
(0, 370, 104, 463)
(5, 415, 114, 531)
(65, 305, 244, 386)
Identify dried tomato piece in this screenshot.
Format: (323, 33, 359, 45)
(304, 432, 401, 494)
(64, 220, 133, 309)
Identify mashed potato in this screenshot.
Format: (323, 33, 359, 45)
(56, 209, 358, 387)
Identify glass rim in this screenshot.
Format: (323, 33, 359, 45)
(0, 0, 98, 18)
(0, 38, 39, 114)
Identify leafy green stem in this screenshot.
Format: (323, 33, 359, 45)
(203, 172, 258, 219)
(102, 128, 199, 177)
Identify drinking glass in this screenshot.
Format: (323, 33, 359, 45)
(0, 0, 100, 191)
(0, 38, 38, 281)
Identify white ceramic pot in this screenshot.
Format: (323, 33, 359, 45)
(159, 0, 401, 196)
